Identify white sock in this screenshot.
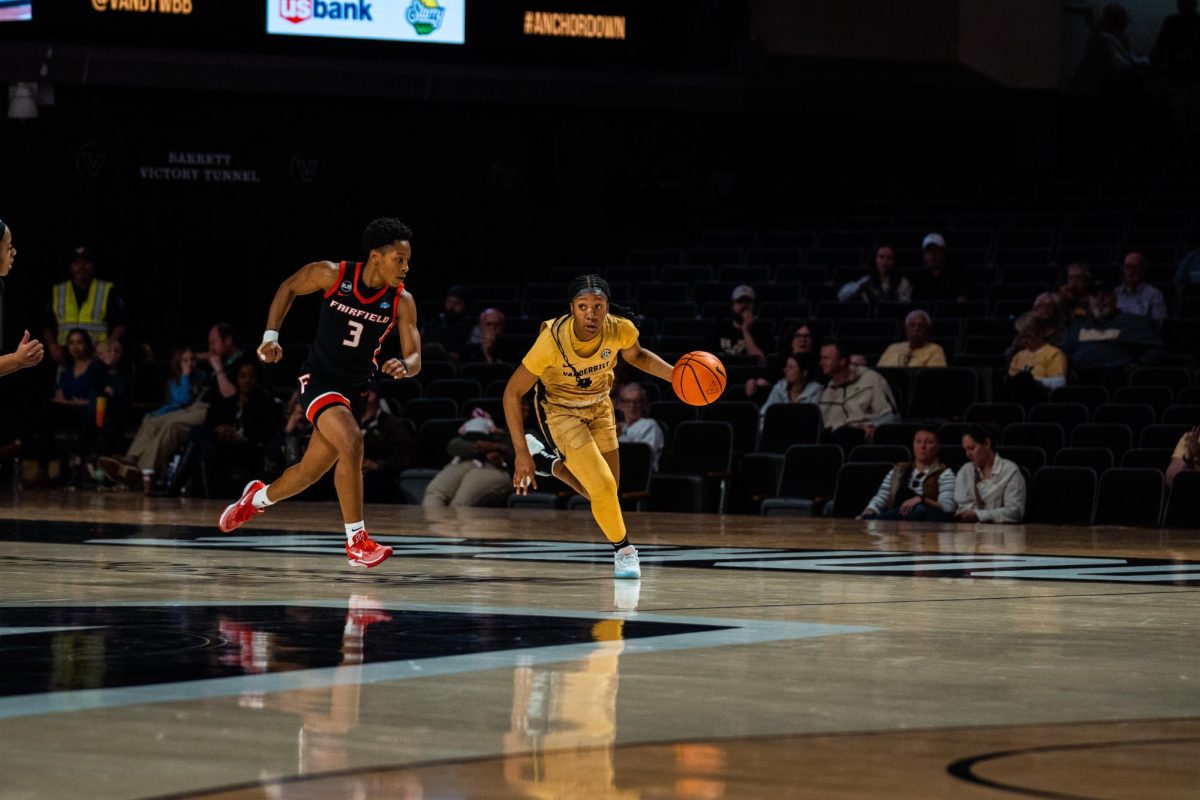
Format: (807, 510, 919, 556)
(252, 486, 273, 509)
(345, 521, 366, 543)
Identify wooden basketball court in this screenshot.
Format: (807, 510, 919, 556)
(0, 492, 1197, 799)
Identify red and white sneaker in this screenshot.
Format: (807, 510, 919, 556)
(218, 480, 266, 533)
(346, 530, 392, 568)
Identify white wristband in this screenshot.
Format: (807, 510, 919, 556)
(262, 330, 279, 344)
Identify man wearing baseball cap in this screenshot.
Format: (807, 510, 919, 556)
(42, 244, 126, 366)
(717, 284, 772, 364)
(912, 232, 965, 303)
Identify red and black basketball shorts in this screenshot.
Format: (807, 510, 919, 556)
(297, 370, 368, 425)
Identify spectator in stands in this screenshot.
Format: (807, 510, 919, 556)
(1116, 251, 1168, 321)
(462, 307, 513, 364)
(877, 310, 947, 368)
(818, 339, 899, 446)
(31, 327, 102, 487)
(616, 382, 665, 470)
(92, 338, 132, 461)
(838, 245, 913, 304)
(717, 285, 771, 364)
(150, 347, 201, 417)
(758, 352, 822, 429)
(358, 389, 416, 503)
(911, 233, 965, 303)
(100, 322, 247, 493)
(858, 425, 956, 521)
(423, 406, 524, 508)
(1166, 426, 1199, 486)
(42, 246, 126, 367)
(1072, 2, 1150, 96)
(1056, 262, 1092, 321)
(1004, 312, 1068, 406)
(954, 424, 1026, 523)
(187, 361, 282, 497)
(1177, 247, 1200, 284)
(1061, 279, 1165, 387)
(782, 321, 817, 356)
(1152, 0, 1200, 154)
(1032, 291, 1066, 343)
(422, 285, 473, 361)
(752, 321, 818, 402)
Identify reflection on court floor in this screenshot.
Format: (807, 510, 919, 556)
(0, 498, 1196, 799)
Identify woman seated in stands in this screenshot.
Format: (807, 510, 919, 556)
(837, 245, 913, 304)
(150, 347, 202, 417)
(757, 352, 822, 429)
(31, 327, 102, 487)
(1003, 312, 1067, 407)
(877, 310, 946, 368)
(750, 321, 818, 403)
(953, 424, 1026, 524)
(858, 425, 956, 521)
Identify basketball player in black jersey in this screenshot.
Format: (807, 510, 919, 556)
(218, 218, 420, 568)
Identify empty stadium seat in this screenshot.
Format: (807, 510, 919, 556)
(1029, 403, 1089, 438)
(777, 444, 843, 505)
(1140, 424, 1193, 449)
(909, 368, 977, 421)
(1163, 405, 1200, 425)
(830, 462, 893, 518)
(1121, 448, 1173, 471)
(1091, 404, 1156, 439)
(1095, 468, 1164, 527)
(998, 445, 1048, 477)
(849, 444, 910, 464)
(964, 402, 1025, 428)
(1049, 385, 1109, 412)
(1054, 447, 1114, 474)
(1027, 467, 1097, 525)
(1070, 423, 1134, 459)
(1164, 470, 1200, 528)
(759, 404, 822, 453)
(1002, 423, 1064, 459)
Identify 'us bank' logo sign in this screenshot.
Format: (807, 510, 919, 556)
(279, 0, 372, 24)
(270, 0, 463, 43)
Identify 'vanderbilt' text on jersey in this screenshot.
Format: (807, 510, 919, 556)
(308, 261, 404, 386)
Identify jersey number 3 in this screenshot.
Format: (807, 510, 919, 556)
(342, 320, 364, 348)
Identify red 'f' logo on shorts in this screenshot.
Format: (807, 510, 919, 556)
(298, 373, 311, 393)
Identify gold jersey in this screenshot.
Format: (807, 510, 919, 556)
(521, 315, 639, 408)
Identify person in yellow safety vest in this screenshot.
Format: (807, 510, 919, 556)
(43, 245, 125, 366)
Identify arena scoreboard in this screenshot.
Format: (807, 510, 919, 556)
(0, 0, 737, 67)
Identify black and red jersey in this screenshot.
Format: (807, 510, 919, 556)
(307, 261, 405, 387)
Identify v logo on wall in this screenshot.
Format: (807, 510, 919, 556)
(75, 142, 109, 180)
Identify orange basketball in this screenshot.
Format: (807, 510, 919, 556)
(672, 351, 726, 406)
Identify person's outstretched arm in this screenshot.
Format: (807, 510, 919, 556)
(257, 261, 339, 364)
(619, 341, 674, 382)
(0, 330, 43, 377)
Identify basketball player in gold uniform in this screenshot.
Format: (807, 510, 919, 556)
(503, 275, 673, 579)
